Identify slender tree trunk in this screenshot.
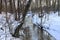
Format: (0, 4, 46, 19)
(52, 0, 56, 12)
(12, 0, 17, 20)
(38, 0, 44, 40)
(46, 0, 50, 20)
(35, 0, 38, 8)
(46, 0, 49, 13)
(9, 0, 13, 13)
(58, 0, 60, 16)
(17, 0, 20, 20)
(54, 0, 56, 13)
(0, 0, 2, 14)
(4, 0, 8, 22)
(40, 0, 43, 27)
(4, 0, 7, 40)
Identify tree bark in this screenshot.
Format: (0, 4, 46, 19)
(58, 0, 60, 16)
(12, 0, 32, 37)
(9, 0, 13, 13)
(17, 0, 20, 20)
(4, 0, 8, 22)
(0, 0, 2, 14)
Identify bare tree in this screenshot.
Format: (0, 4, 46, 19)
(39, 0, 44, 40)
(52, 0, 56, 13)
(4, 0, 8, 22)
(12, 0, 32, 37)
(17, 0, 20, 20)
(58, 0, 60, 15)
(0, 0, 2, 14)
(54, 0, 56, 13)
(12, 0, 17, 20)
(9, 0, 13, 13)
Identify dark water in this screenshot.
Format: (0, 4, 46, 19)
(23, 25, 56, 40)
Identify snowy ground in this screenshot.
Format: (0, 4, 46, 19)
(0, 12, 20, 40)
(0, 11, 60, 40)
(32, 11, 60, 40)
(44, 12, 60, 40)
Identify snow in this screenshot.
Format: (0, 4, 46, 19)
(32, 11, 60, 40)
(44, 12, 60, 40)
(32, 13, 41, 24)
(0, 11, 60, 40)
(34, 12, 60, 40)
(0, 12, 20, 40)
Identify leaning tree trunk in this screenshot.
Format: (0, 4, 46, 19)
(12, 0, 32, 37)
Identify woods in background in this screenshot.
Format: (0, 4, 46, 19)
(0, 0, 60, 38)
(0, 0, 59, 13)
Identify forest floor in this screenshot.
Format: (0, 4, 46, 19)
(0, 11, 60, 40)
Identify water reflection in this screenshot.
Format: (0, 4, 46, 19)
(23, 26, 56, 40)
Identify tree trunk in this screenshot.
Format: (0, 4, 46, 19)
(9, 0, 13, 13)
(17, 0, 20, 20)
(4, 0, 8, 22)
(12, 0, 32, 37)
(12, 0, 17, 20)
(58, 0, 60, 16)
(0, 0, 2, 14)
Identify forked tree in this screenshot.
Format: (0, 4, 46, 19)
(11, 0, 32, 37)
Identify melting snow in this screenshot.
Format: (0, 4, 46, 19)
(0, 11, 60, 40)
